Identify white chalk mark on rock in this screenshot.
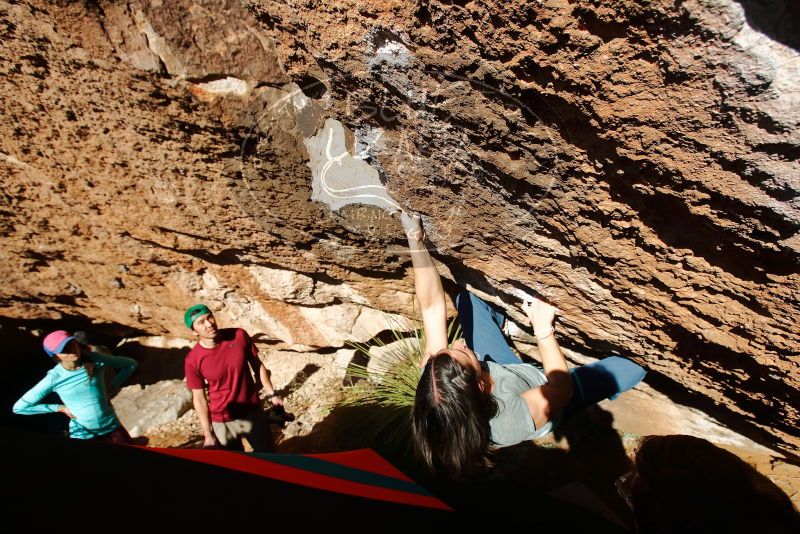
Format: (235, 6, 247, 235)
(369, 40, 411, 69)
(193, 77, 248, 96)
(304, 118, 400, 213)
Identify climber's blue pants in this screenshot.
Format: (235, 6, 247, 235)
(456, 290, 646, 415)
(456, 290, 521, 364)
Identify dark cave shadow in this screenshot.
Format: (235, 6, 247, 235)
(0, 426, 451, 526)
(278, 402, 414, 459)
(736, 0, 800, 52)
(475, 406, 636, 527)
(279, 391, 636, 529)
(114, 343, 186, 386)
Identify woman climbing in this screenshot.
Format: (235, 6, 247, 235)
(13, 330, 138, 444)
(403, 212, 646, 480)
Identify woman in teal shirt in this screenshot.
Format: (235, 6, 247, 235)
(13, 330, 137, 443)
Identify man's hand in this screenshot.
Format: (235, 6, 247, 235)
(266, 388, 284, 407)
(58, 405, 76, 419)
(191, 388, 217, 449)
(401, 211, 424, 241)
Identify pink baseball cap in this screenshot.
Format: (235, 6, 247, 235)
(42, 330, 77, 357)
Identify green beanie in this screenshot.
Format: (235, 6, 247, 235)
(184, 304, 212, 329)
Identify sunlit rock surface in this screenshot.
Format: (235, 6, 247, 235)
(0, 0, 798, 454)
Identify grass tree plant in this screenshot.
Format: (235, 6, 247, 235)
(336, 314, 462, 464)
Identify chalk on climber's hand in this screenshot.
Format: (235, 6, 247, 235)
(511, 288, 537, 303)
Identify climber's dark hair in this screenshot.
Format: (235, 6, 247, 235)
(412, 351, 498, 481)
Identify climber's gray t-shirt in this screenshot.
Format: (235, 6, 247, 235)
(485, 361, 554, 447)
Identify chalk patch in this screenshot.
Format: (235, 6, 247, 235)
(304, 118, 400, 213)
(510, 288, 537, 303)
(286, 82, 324, 138)
(291, 85, 311, 111)
(1, 152, 30, 169)
(188, 77, 249, 103)
(369, 39, 411, 69)
(376, 41, 408, 57)
(352, 124, 385, 161)
(195, 77, 248, 96)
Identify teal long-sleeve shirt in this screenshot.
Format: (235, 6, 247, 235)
(13, 351, 137, 439)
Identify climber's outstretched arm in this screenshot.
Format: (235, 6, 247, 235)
(401, 212, 448, 363)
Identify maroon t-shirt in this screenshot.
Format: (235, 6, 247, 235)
(184, 328, 262, 422)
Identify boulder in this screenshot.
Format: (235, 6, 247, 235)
(113, 379, 193, 438)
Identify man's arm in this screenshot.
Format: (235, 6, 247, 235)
(242, 329, 283, 408)
(185, 355, 217, 448)
(257, 363, 283, 407)
(191, 388, 217, 448)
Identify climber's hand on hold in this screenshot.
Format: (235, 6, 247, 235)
(401, 211, 424, 242)
(521, 295, 557, 339)
(403, 210, 446, 355)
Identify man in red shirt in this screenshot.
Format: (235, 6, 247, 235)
(183, 304, 283, 452)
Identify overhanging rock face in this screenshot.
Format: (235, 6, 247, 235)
(0, 0, 797, 453)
